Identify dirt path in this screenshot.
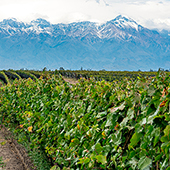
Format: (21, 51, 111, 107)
(63, 77, 79, 85)
(0, 127, 36, 170)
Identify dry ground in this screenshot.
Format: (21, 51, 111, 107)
(0, 127, 36, 170)
(63, 77, 79, 85)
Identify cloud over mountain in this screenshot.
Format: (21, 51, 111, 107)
(0, 0, 170, 30)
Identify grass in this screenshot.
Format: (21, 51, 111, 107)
(0, 156, 5, 168)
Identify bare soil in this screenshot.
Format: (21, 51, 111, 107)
(0, 127, 36, 170)
(63, 77, 79, 85)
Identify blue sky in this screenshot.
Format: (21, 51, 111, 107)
(0, 0, 170, 30)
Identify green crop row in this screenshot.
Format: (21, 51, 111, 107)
(0, 70, 44, 85)
(57, 70, 165, 82)
(0, 72, 170, 170)
(1, 69, 168, 84)
(0, 71, 10, 84)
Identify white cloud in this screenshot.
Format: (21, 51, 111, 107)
(0, 0, 170, 30)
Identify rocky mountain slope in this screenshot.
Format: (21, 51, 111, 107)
(0, 15, 169, 70)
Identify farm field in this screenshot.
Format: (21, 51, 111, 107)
(1, 69, 170, 85)
(0, 70, 170, 169)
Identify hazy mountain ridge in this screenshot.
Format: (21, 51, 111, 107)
(0, 15, 169, 70)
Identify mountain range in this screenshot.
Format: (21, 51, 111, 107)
(0, 15, 170, 71)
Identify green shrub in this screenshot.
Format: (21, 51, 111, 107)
(0, 71, 10, 84)
(0, 71, 169, 169)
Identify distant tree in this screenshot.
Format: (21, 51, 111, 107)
(59, 67, 64, 70)
(100, 69, 106, 71)
(81, 67, 83, 71)
(158, 68, 164, 71)
(43, 67, 47, 71)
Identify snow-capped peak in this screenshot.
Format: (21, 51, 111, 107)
(0, 15, 143, 38)
(30, 18, 51, 27)
(27, 18, 52, 34)
(111, 15, 139, 31)
(1, 18, 24, 28)
(2, 18, 17, 23)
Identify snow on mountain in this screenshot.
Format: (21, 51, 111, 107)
(0, 15, 166, 46)
(112, 15, 139, 31)
(0, 18, 53, 35)
(0, 15, 142, 39)
(0, 15, 169, 71)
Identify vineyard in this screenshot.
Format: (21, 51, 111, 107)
(1, 69, 169, 86)
(0, 70, 170, 170)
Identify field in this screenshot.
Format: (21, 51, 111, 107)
(0, 70, 170, 169)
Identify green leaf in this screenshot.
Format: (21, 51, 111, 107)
(103, 145, 111, 156)
(96, 111, 107, 118)
(122, 156, 127, 162)
(155, 153, 163, 162)
(77, 157, 90, 164)
(128, 157, 138, 170)
(105, 112, 114, 127)
(70, 138, 79, 147)
(148, 86, 155, 96)
(120, 117, 129, 127)
(129, 151, 136, 159)
(165, 112, 170, 121)
(138, 156, 152, 170)
(147, 107, 159, 124)
(164, 125, 170, 137)
(129, 132, 143, 149)
(109, 102, 125, 113)
(166, 167, 170, 170)
(95, 143, 103, 154)
(152, 128, 160, 147)
(96, 155, 107, 165)
(84, 157, 90, 164)
(111, 131, 122, 145)
(105, 118, 112, 127)
(127, 108, 134, 119)
(161, 136, 169, 143)
(50, 165, 57, 170)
